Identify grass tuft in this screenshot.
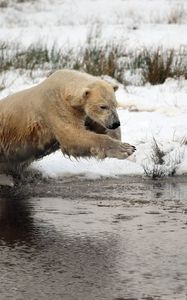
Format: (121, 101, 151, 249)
(142, 139, 166, 179)
(128, 47, 187, 85)
(0, 0, 8, 7)
(167, 5, 186, 24)
(142, 138, 184, 179)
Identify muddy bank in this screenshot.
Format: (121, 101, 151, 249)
(0, 175, 187, 300)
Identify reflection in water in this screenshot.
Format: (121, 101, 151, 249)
(0, 194, 35, 245)
(0, 178, 187, 300)
(0, 191, 120, 300)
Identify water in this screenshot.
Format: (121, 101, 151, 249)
(0, 176, 187, 300)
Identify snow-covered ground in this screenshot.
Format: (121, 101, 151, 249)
(0, 0, 187, 178)
(1, 0, 187, 49)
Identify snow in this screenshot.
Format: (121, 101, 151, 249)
(0, 0, 187, 178)
(0, 0, 187, 49)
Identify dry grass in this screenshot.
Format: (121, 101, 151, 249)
(0, 76, 6, 91)
(0, 0, 8, 7)
(152, 5, 186, 24)
(74, 43, 125, 83)
(0, 0, 35, 5)
(0, 40, 186, 86)
(181, 137, 187, 145)
(129, 47, 187, 85)
(142, 139, 166, 179)
(16, 0, 35, 2)
(0, 41, 126, 83)
(142, 138, 184, 179)
(167, 5, 186, 24)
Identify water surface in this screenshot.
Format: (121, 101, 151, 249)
(0, 176, 187, 300)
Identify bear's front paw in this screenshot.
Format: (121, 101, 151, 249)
(105, 141, 136, 160)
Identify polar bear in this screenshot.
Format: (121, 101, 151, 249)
(0, 69, 135, 177)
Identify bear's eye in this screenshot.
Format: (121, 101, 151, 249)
(100, 105, 109, 110)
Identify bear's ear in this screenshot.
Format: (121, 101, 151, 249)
(82, 87, 91, 99)
(112, 84, 118, 92)
(69, 88, 91, 108)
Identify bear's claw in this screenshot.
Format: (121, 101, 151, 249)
(102, 140, 136, 160)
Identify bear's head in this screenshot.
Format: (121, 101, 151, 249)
(71, 80, 120, 130)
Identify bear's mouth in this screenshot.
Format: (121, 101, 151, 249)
(84, 116, 107, 134)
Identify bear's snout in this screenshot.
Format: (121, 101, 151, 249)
(109, 121, 121, 129)
(106, 110, 120, 130)
(108, 121, 120, 130)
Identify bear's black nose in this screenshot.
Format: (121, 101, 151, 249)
(110, 121, 120, 129)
